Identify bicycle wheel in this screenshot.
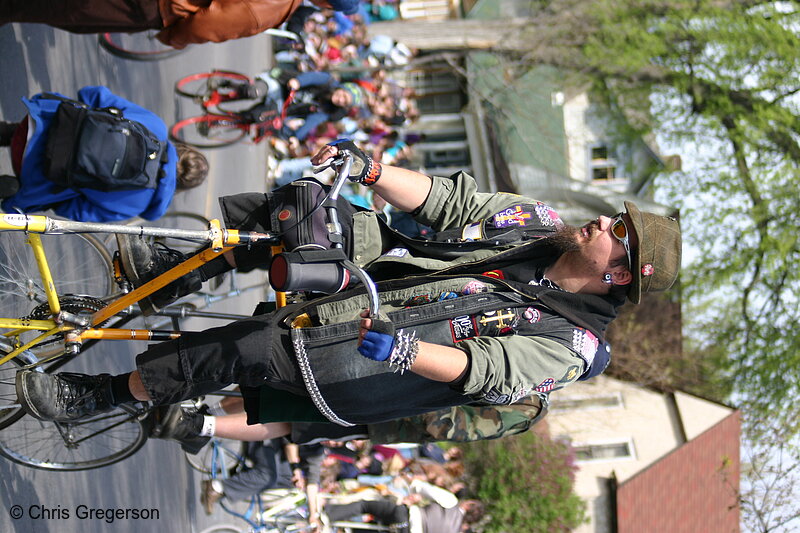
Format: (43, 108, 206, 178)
(185, 438, 245, 475)
(175, 71, 252, 100)
(98, 31, 184, 61)
(0, 230, 115, 355)
(170, 115, 248, 148)
(0, 338, 40, 430)
(0, 404, 150, 471)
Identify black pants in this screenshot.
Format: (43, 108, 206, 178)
(325, 499, 410, 533)
(1, 0, 162, 32)
(136, 313, 304, 405)
(137, 185, 361, 405)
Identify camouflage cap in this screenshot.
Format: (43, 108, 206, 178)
(623, 201, 682, 304)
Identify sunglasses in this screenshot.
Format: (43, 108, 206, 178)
(611, 214, 632, 271)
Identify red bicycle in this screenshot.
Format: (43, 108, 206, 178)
(170, 70, 295, 149)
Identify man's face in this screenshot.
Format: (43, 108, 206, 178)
(331, 88, 352, 107)
(550, 215, 636, 290)
(577, 214, 637, 281)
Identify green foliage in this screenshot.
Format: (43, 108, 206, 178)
(462, 432, 587, 532)
(518, 0, 800, 436)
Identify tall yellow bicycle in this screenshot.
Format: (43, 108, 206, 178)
(0, 212, 276, 470)
(0, 153, 379, 471)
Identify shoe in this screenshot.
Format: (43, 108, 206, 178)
(0, 175, 20, 198)
(0, 121, 18, 146)
(201, 479, 223, 515)
(116, 235, 202, 316)
(151, 405, 210, 454)
(16, 371, 113, 422)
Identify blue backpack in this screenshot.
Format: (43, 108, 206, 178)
(43, 94, 167, 191)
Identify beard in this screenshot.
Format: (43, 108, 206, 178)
(544, 222, 607, 280)
(544, 224, 582, 255)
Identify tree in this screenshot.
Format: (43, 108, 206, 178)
(462, 431, 587, 532)
(378, 0, 800, 436)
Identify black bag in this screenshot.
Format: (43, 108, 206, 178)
(43, 94, 167, 191)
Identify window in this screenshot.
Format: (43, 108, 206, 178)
(550, 392, 623, 412)
(590, 144, 617, 181)
(573, 440, 635, 462)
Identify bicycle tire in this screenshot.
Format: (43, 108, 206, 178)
(170, 114, 248, 148)
(175, 70, 252, 99)
(185, 438, 245, 475)
(0, 229, 115, 357)
(0, 339, 41, 430)
(98, 31, 184, 61)
(0, 403, 150, 471)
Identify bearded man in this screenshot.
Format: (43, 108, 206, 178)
(16, 140, 681, 431)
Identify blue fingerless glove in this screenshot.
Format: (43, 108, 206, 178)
(357, 319, 396, 361)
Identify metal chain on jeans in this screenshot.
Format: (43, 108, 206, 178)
(292, 335, 354, 427)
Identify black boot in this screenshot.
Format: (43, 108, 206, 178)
(116, 235, 202, 316)
(0, 121, 19, 146)
(151, 405, 209, 454)
(0, 175, 20, 198)
(15, 371, 114, 422)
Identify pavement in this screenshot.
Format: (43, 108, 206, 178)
(0, 22, 280, 533)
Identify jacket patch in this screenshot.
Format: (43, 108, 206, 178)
(534, 201, 563, 228)
(461, 221, 483, 241)
(383, 247, 409, 257)
(492, 205, 532, 228)
(572, 328, 599, 367)
(478, 309, 518, 334)
(558, 365, 581, 384)
(462, 280, 488, 294)
(402, 291, 459, 307)
(450, 315, 478, 342)
(481, 387, 510, 405)
(533, 377, 556, 393)
(522, 307, 541, 323)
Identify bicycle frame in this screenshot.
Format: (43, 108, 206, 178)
(0, 215, 275, 366)
(0, 152, 380, 368)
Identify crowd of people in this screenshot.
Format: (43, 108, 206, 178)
(249, 0, 423, 215)
(175, 393, 485, 532)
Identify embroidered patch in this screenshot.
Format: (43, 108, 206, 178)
(493, 205, 532, 228)
(482, 270, 505, 279)
(383, 247, 409, 258)
(558, 365, 581, 383)
(482, 387, 510, 405)
(461, 221, 483, 241)
(572, 328, 599, 367)
(278, 209, 292, 221)
(462, 280, 488, 295)
(523, 307, 541, 323)
(510, 388, 531, 403)
(402, 294, 431, 307)
(450, 315, 478, 342)
(641, 263, 654, 277)
(479, 309, 518, 333)
(534, 378, 556, 393)
(534, 202, 563, 228)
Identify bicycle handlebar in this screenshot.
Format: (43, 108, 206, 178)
(317, 152, 381, 318)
